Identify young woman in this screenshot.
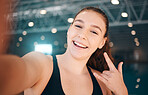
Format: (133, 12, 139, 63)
(0, 7, 128, 95)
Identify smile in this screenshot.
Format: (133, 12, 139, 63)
(73, 41, 88, 49)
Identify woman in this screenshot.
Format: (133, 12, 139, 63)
(0, 7, 128, 95)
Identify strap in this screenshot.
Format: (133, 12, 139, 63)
(52, 55, 59, 72)
(87, 66, 103, 95)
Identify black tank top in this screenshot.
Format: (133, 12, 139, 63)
(42, 55, 103, 95)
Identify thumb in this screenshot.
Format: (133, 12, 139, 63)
(118, 62, 123, 76)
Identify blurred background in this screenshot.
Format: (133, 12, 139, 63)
(5, 0, 148, 94)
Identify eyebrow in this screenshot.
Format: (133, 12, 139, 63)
(91, 25, 102, 32)
(74, 19, 102, 32)
(74, 19, 84, 23)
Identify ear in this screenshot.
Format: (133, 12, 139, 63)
(98, 37, 107, 49)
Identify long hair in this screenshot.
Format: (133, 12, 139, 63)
(72, 7, 113, 72)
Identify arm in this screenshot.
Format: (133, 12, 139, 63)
(0, 54, 28, 94)
(0, 52, 51, 95)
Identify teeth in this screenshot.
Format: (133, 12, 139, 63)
(74, 41, 87, 48)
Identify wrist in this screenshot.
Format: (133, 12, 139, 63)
(114, 85, 128, 95)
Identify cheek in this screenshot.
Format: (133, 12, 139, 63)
(89, 37, 103, 47)
(68, 29, 77, 39)
(67, 30, 75, 43)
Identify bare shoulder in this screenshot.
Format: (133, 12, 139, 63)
(22, 51, 53, 69)
(22, 52, 53, 87)
(22, 51, 52, 62)
(89, 67, 112, 95)
(22, 51, 53, 77)
(22, 51, 54, 94)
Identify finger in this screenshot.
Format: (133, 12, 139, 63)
(101, 73, 111, 79)
(103, 52, 116, 71)
(102, 70, 111, 76)
(118, 62, 123, 77)
(93, 73, 108, 84)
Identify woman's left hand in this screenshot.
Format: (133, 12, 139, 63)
(94, 52, 128, 95)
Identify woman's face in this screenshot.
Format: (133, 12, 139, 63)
(67, 10, 107, 59)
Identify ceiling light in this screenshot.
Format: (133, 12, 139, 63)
(34, 42, 38, 46)
(40, 10, 47, 15)
(128, 22, 133, 27)
(135, 84, 139, 88)
(111, 0, 119, 5)
(131, 30, 136, 35)
(51, 28, 57, 33)
(68, 18, 74, 23)
(54, 41, 59, 46)
(19, 37, 23, 42)
(109, 42, 114, 47)
(16, 42, 20, 47)
(41, 35, 45, 40)
(22, 31, 27, 35)
(121, 12, 128, 17)
(137, 78, 141, 83)
(136, 42, 140, 47)
(64, 43, 67, 48)
(134, 38, 138, 42)
(28, 22, 34, 27)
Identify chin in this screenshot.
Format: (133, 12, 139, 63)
(69, 49, 91, 60)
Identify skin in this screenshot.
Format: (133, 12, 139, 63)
(67, 11, 107, 60)
(53, 10, 109, 94)
(61, 10, 128, 95)
(94, 52, 128, 95)
(0, 0, 10, 54)
(0, 10, 128, 95)
(60, 10, 107, 74)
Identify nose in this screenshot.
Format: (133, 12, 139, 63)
(78, 30, 88, 40)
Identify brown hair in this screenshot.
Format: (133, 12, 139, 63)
(72, 7, 113, 72)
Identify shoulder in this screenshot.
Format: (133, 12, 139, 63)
(22, 51, 54, 74)
(22, 51, 54, 94)
(22, 51, 51, 60)
(22, 51, 53, 67)
(89, 67, 112, 95)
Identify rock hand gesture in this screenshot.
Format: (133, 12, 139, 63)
(94, 52, 128, 95)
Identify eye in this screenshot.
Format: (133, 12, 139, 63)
(75, 25, 82, 29)
(91, 31, 98, 35)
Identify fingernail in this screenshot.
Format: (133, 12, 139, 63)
(121, 62, 124, 66)
(104, 52, 107, 55)
(93, 73, 97, 76)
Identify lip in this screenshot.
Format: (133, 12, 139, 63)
(72, 40, 88, 48)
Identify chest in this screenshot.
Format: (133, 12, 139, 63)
(25, 66, 104, 95)
(60, 70, 93, 95)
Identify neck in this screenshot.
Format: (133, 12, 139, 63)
(57, 51, 90, 75)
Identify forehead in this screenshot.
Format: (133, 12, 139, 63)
(74, 10, 106, 33)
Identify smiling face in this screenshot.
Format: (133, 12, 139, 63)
(66, 10, 107, 60)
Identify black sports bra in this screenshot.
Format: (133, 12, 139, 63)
(42, 55, 103, 95)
